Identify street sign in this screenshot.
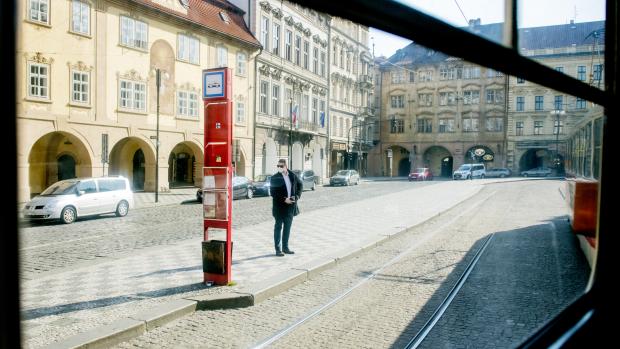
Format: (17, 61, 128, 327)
(387, 149, 393, 158)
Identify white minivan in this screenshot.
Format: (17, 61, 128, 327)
(23, 176, 134, 224)
(453, 163, 486, 180)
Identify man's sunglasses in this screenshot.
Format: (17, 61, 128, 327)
(277, 165, 284, 168)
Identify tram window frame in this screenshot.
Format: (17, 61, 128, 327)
(289, 0, 616, 348)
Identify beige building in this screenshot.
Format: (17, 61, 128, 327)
(16, 0, 260, 203)
(328, 17, 374, 176)
(506, 20, 605, 174)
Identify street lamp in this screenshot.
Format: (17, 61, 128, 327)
(550, 109, 566, 172)
(151, 67, 169, 203)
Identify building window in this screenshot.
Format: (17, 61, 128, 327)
(516, 96, 524, 111)
(516, 121, 524, 136)
(312, 47, 319, 74)
(340, 49, 344, 68)
(593, 64, 603, 81)
(295, 35, 301, 65)
(311, 98, 318, 123)
(463, 90, 480, 105)
(486, 89, 504, 104)
(333, 45, 337, 65)
(236, 52, 246, 76)
(236, 102, 245, 123)
(439, 92, 456, 106)
(577, 65, 586, 81)
(417, 118, 432, 133)
(535, 95, 544, 111)
(462, 66, 480, 79)
(554, 95, 563, 110)
(217, 45, 228, 67)
(486, 117, 503, 132)
(534, 121, 543, 135)
(271, 84, 280, 116)
(177, 91, 198, 117)
(440, 67, 457, 80)
(285, 30, 292, 61)
(390, 119, 404, 133)
(29, 0, 49, 24)
(409, 72, 415, 82)
(259, 80, 268, 114)
(320, 51, 326, 77)
(438, 119, 455, 133)
(303, 40, 310, 69)
(555, 66, 564, 73)
(272, 22, 280, 55)
(178, 34, 199, 64)
(120, 16, 148, 50)
(302, 94, 309, 121)
(319, 100, 326, 127)
(260, 16, 269, 51)
(391, 71, 405, 84)
(71, 70, 89, 103)
(463, 117, 479, 132)
(418, 93, 433, 107)
(346, 53, 351, 72)
(418, 70, 433, 82)
(119, 79, 146, 111)
(72, 0, 90, 35)
(576, 97, 587, 109)
(28, 62, 49, 99)
(390, 95, 404, 108)
(553, 119, 563, 135)
(517, 77, 524, 84)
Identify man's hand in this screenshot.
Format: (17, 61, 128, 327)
(284, 197, 295, 204)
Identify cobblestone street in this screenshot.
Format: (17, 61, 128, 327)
(111, 180, 589, 349)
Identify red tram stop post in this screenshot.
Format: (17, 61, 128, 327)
(201, 68, 233, 286)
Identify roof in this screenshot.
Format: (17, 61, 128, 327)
(386, 20, 605, 66)
(130, 0, 260, 48)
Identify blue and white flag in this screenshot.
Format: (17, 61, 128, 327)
(292, 105, 299, 128)
(319, 111, 325, 128)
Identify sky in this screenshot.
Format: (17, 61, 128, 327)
(369, 0, 606, 58)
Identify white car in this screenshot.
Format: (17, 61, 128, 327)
(453, 163, 486, 180)
(22, 176, 134, 224)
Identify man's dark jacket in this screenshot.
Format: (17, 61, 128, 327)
(270, 171, 303, 218)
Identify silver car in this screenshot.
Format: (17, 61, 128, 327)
(329, 170, 360, 186)
(520, 167, 553, 177)
(22, 176, 134, 224)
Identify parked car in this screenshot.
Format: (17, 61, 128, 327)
(292, 169, 317, 191)
(329, 170, 360, 186)
(453, 163, 486, 180)
(408, 168, 433, 181)
(22, 176, 134, 224)
(520, 167, 552, 177)
(485, 168, 512, 178)
(197, 176, 254, 202)
(252, 174, 272, 196)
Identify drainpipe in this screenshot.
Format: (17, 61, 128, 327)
(252, 49, 261, 180)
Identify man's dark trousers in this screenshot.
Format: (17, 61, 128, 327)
(274, 214, 293, 252)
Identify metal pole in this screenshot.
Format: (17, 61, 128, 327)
(556, 111, 560, 170)
(155, 69, 160, 203)
(289, 95, 292, 168)
(347, 126, 351, 170)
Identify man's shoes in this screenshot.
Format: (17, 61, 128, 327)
(275, 251, 285, 257)
(283, 249, 295, 254)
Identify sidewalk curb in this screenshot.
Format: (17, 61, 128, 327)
(42, 184, 482, 349)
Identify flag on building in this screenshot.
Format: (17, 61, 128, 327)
(292, 105, 299, 128)
(319, 111, 325, 128)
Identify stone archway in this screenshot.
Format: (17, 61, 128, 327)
(109, 137, 155, 192)
(168, 141, 202, 188)
(519, 148, 551, 172)
(27, 131, 93, 196)
(422, 146, 453, 177)
(386, 145, 410, 177)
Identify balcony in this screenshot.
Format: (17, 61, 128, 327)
(359, 106, 374, 117)
(359, 74, 373, 88)
(280, 118, 319, 134)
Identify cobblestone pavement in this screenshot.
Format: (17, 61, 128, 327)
(113, 180, 589, 349)
(22, 179, 469, 348)
(19, 180, 436, 279)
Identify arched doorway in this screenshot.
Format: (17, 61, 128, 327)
(132, 149, 145, 191)
(441, 157, 454, 177)
(57, 154, 76, 180)
(423, 146, 453, 177)
(28, 132, 93, 196)
(398, 158, 410, 176)
(519, 149, 550, 172)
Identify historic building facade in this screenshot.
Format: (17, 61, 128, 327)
(328, 17, 374, 177)
(371, 19, 604, 178)
(17, 0, 260, 202)
(506, 20, 605, 174)
(245, 0, 329, 179)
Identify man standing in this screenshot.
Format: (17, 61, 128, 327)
(270, 159, 302, 256)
